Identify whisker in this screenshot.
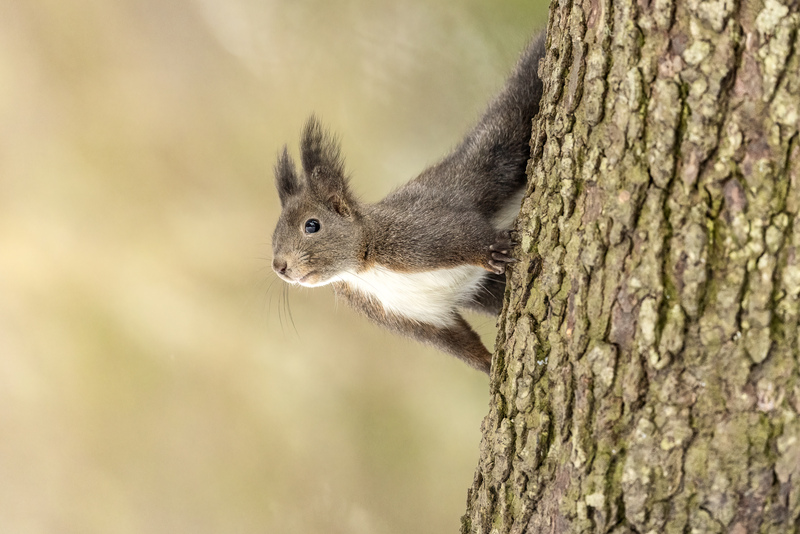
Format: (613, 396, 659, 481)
(278, 283, 286, 334)
(470, 279, 491, 306)
(285, 286, 298, 336)
(280, 284, 298, 337)
(264, 275, 280, 320)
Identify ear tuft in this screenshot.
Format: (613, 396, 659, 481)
(274, 146, 300, 206)
(300, 115, 346, 177)
(300, 115, 357, 216)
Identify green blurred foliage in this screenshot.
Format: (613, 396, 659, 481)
(0, 0, 548, 532)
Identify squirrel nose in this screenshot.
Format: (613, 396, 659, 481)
(272, 258, 288, 276)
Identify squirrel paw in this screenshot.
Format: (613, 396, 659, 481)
(485, 232, 518, 274)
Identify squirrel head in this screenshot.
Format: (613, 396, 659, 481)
(271, 117, 365, 287)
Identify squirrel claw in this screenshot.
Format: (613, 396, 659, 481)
(487, 253, 518, 274)
(492, 252, 518, 262)
(487, 262, 505, 274)
(485, 232, 517, 274)
(487, 257, 517, 274)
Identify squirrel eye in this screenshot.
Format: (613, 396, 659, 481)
(304, 218, 321, 234)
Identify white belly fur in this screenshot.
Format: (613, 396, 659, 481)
(337, 265, 486, 328)
(331, 193, 522, 328)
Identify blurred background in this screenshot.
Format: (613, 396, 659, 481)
(0, 1, 547, 532)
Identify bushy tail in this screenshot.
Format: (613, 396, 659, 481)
(453, 31, 547, 216)
(488, 31, 547, 140)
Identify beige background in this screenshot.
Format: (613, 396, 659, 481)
(0, 1, 547, 532)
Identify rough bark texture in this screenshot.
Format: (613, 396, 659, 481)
(463, 0, 800, 531)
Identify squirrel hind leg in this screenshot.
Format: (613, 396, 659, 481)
(432, 315, 493, 374)
(403, 314, 492, 374)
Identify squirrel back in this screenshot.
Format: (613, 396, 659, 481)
(271, 32, 547, 374)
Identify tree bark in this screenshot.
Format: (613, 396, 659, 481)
(462, 0, 800, 531)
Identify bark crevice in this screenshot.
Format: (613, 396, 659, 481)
(462, 0, 800, 531)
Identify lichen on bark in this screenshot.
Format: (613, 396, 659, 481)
(462, 0, 800, 531)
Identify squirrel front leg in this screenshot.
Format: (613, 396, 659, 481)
(375, 210, 518, 276)
(451, 227, 517, 275)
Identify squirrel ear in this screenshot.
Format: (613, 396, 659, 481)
(300, 115, 346, 183)
(311, 167, 354, 218)
(274, 146, 300, 206)
(300, 115, 356, 217)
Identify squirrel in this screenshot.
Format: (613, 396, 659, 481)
(270, 32, 546, 374)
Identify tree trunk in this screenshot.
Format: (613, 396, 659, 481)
(462, 0, 800, 531)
